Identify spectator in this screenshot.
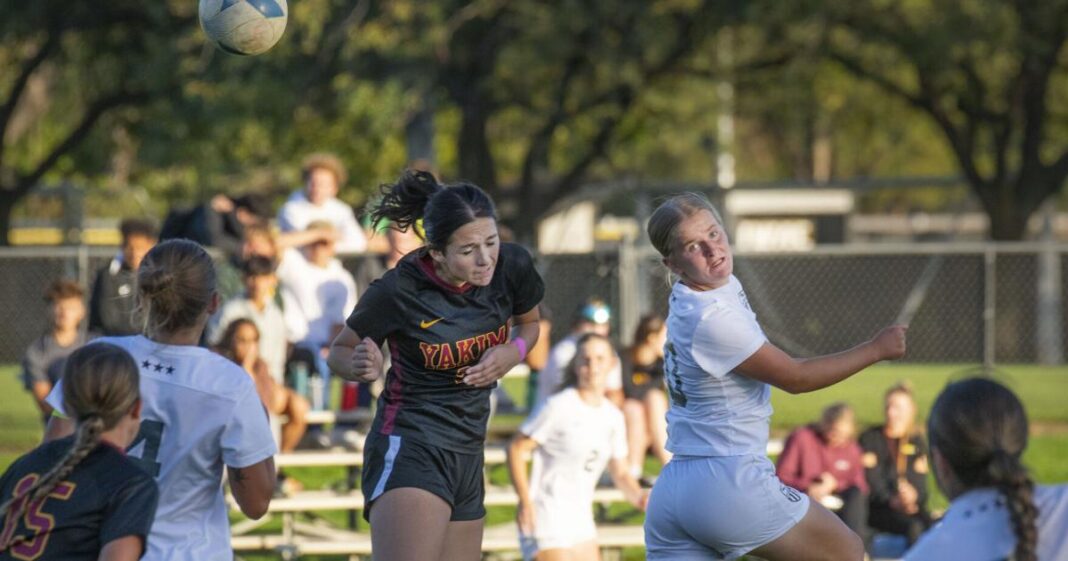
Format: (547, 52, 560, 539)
(215, 318, 308, 454)
(534, 298, 624, 409)
(508, 333, 646, 561)
(278, 153, 368, 253)
(777, 403, 870, 544)
(860, 382, 932, 545)
(22, 280, 94, 422)
(88, 219, 156, 336)
(621, 313, 671, 482)
(159, 193, 273, 261)
(276, 221, 358, 411)
(207, 256, 289, 382)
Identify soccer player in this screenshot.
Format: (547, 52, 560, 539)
(642, 193, 906, 561)
(507, 333, 646, 561)
(903, 378, 1068, 561)
(44, 239, 277, 561)
(1, 343, 158, 560)
(327, 170, 544, 561)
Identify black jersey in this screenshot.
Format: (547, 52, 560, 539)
(347, 242, 544, 453)
(621, 356, 666, 400)
(858, 427, 930, 511)
(0, 436, 158, 560)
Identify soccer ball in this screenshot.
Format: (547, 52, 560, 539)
(199, 0, 288, 56)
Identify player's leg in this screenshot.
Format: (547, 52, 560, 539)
(279, 388, 308, 452)
(748, 500, 864, 561)
(644, 389, 671, 465)
(438, 518, 484, 561)
(622, 398, 649, 476)
(370, 487, 453, 561)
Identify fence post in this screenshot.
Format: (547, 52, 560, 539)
(77, 244, 89, 289)
(617, 237, 641, 347)
(1036, 208, 1064, 364)
(984, 248, 997, 368)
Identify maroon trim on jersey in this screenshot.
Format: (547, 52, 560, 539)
(381, 338, 404, 434)
(416, 253, 474, 294)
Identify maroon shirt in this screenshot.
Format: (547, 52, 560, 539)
(776, 425, 868, 494)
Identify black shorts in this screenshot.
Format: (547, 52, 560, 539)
(361, 431, 486, 522)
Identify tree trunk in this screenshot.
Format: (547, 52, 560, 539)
(983, 179, 1045, 241)
(0, 191, 16, 246)
(457, 97, 497, 196)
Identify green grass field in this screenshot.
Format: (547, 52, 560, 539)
(2, 363, 1066, 560)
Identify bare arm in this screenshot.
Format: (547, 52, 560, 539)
(607, 457, 647, 511)
(463, 306, 542, 387)
(227, 457, 276, 519)
(507, 433, 540, 535)
(98, 535, 145, 561)
(736, 325, 907, 394)
(43, 415, 75, 442)
(327, 326, 383, 383)
(31, 381, 54, 416)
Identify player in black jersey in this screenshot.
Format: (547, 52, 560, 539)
(1, 343, 158, 561)
(328, 170, 544, 561)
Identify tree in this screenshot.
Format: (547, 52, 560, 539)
(820, 0, 1068, 240)
(0, 1, 198, 245)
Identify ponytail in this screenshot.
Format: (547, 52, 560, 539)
(928, 377, 1036, 561)
(0, 416, 104, 550)
(371, 170, 442, 237)
(989, 450, 1038, 561)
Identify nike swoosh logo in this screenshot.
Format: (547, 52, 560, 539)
(420, 318, 444, 329)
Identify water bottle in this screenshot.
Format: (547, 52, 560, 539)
(290, 362, 309, 402)
(309, 373, 325, 411)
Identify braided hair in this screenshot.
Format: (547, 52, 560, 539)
(928, 377, 1038, 561)
(0, 343, 140, 550)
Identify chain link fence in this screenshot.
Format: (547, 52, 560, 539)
(0, 243, 1064, 366)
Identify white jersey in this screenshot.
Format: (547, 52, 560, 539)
(904, 485, 1068, 561)
(521, 388, 627, 541)
(276, 247, 358, 349)
(46, 335, 277, 561)
(534, 333, 622, 409)
(663, 275, 770, 457)
(276, 190, 368, 253)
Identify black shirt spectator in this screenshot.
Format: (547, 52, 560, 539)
(88, 219, 156, 336)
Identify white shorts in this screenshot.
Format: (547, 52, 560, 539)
(644, 454, 810, 560)
(519, 497, 597, 560)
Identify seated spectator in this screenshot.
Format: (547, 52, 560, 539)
(160, 193, 272, 260)
(89, 219, 156, 336)
(777, 402, 869, 544)
(277, 221, 358, 411)
(904, 378, 1068, 561)
(278, 153, 367, 253)
(22, 280, 95, 422)
(621, 313, 671, 481)
(208, 256, 289, 384)
(216, 318, 308, 454)
(860, 382, 933, 545)
(534, 298, 623, 409)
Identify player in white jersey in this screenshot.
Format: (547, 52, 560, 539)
(642, 193, 907, 561)
(507, 333, 646, 561)
(43, 240, 277, 561)
(904, 377, 1068, 561)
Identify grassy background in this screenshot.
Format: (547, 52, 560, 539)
(2, 363, 1066, 560)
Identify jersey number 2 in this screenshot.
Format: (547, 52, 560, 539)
(128, 420, 165, 477)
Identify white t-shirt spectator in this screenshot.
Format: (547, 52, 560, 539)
(46, 335, 277, 561)
(276, 248, 358, 351)
(277, 190, 367, 253)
